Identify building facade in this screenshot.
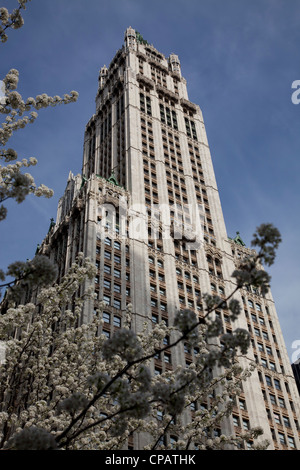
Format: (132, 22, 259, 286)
(38, 28, 300, 450)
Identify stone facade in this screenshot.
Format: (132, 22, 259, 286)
(38, 28, 300, 450)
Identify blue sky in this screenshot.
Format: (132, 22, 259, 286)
(1, 0, 299, 361)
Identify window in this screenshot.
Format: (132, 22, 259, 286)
(140, 93, 152, 116)
(152, 314, 158, 323)
(103, 279, 111, 290)
(103, 295, 111, 306)
(104, 250, 111, 260)
(278, 397, 286, 409)
(278, 432, 286, 446)
(186, 285, 192, 294)
(251, 313, 257, 323)
(242, 419, 249, 430)
(248, 299, 254, 308)
(114, 284, 121, 293)
(265, 375, 272, 387)
(239, 400, 246, 410)
(262, 330, 269, 340)
(257, 342, 264, 352)
(266, 346, 272, 356)
(113, 299, 121, 309)
(274, 379, 281, 391)
(114, 241, 121, 250)
(269, 394, 276, 405)
(288, 436, 295, 448)
(274, 413, 281, 424)
(113, 315, 121, 327)
(103, 312, 110, 323)
(114, 254, 121, 264)
(233, 415, 240, 427)
(104, 264, 111, 274)
(105, 237, 111, 246)
(254, 327, 261, 337)
(164, 353, 171, 363)
(261, 358, 268, 368)
(283, 416, 290, 428)
(114, 269, 121, 278)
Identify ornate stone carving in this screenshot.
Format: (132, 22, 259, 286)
(136, 74, 155, 89)
(180, 98, 197, 114)
(156, 84, 179, 102)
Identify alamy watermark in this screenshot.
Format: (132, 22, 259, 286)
(291, 80, 300, 104)
(96, 199, 205, 250)
(291, 339, 300, 363)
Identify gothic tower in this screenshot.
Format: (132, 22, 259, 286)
(38, 28, 300, 450)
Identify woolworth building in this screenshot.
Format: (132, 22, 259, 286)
(36, 28, 300, 450)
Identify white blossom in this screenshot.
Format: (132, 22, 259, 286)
(0, 8, 9, 25)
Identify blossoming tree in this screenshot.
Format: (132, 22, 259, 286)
(0, 1, 283, 453)
(0, 1, 78, 289)
(0, 224, 281, 450)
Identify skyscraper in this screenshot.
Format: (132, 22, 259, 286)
(38, 28, 300, 450)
